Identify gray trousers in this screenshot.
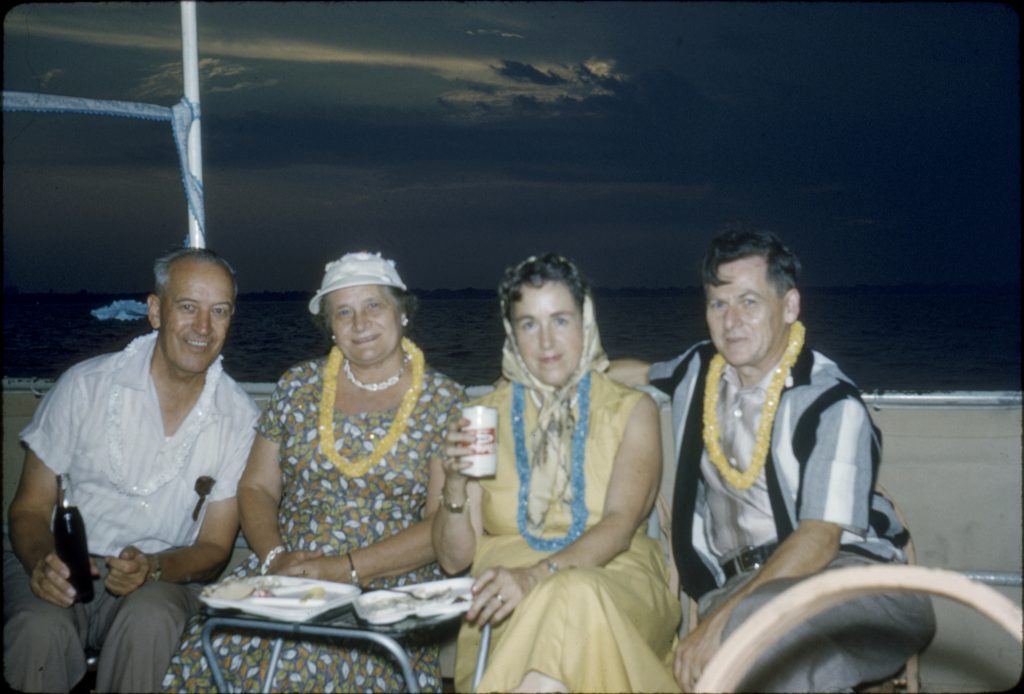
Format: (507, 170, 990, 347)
(697, 552, 936, 693)
(3, 536, 202, 693)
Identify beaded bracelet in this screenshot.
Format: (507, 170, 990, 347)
(260, 545, 286, 575)
(441, 490, 467, 514)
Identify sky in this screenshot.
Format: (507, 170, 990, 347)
(3, 2, 1020, 293)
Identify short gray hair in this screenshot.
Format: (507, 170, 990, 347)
(153, 247, 238, 297)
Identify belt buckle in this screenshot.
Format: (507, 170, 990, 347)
(736, 546, 763, 573)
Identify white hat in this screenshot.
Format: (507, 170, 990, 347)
(308, 251, 407, 315)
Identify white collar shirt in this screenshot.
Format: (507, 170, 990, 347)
(21, 333, 258, 556)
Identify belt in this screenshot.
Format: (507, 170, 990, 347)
(721, 542, 779, 580)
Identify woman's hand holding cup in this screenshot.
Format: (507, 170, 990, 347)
(443, 422, 473, 477)
(458, 406, 498, 477)
(441, 406, 498, 507)
(443, 407, 498, 478)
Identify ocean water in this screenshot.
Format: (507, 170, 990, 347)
(3, 287, 1020, 392)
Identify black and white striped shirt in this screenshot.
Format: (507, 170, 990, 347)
(650, 341, 910, 600)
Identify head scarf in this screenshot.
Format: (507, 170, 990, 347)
(500, 289, 608, 534)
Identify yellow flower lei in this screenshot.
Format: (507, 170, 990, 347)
(702, 321, 806, 490)
(318, 337, 425, 478)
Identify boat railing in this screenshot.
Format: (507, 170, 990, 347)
(961, 570, 1023, 587)
(862, 390, 1022, 409)
(4, 377, 1021, 408)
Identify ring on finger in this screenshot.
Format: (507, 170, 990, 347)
(495, 593, 505, 605)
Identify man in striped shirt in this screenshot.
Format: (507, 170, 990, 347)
(611, 229, 935, 692)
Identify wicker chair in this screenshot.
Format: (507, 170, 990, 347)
(694, 564, 1023, 692)
(657, 486, 926, 692)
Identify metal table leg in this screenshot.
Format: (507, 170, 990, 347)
(200, 617, 422, 693)
(471, 623, 491, 692)
(200, 619, 229, 692)
(263, 638, 284, 693)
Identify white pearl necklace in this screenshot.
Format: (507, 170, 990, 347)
(342, 350, 409, 391)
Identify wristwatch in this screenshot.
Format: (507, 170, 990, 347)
(147, 553, 163, 582)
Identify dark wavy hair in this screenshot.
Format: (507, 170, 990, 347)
(701, 228, 800, 295)
(498, 252, 590, 323)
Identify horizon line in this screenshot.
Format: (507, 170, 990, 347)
(3, 281, 1021, 299)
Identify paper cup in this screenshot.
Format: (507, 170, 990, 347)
(461, 405, 498, 477)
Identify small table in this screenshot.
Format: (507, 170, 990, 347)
(200, 604, 461, 693)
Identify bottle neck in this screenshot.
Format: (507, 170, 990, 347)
(57, 473, 74, 509)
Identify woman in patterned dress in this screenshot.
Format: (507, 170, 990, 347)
(163, 252, 464, 692)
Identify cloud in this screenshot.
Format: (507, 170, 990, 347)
(7, 10, 625, 123)
(202, 59, 281, 95)
(579, 59, 615, 80)
(438, 58, 629, 123)
(132, 62, 183, 99)
(134, 58, 279, 100)
(6, 16, 500, 86)
(494, 60, 567, 86)
(466, 29, 524, 40)
(574, 60, 625, 93)
(38, 68, 65, 88)
(5, 19, 182, 53)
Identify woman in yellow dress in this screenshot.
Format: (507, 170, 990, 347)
(432, 253, 680, 692)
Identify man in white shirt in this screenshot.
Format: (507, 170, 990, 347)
(4, 247, 259, 692)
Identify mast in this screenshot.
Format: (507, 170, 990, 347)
(180, 1, 205, 248)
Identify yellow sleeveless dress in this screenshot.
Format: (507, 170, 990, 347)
(454, 372, 680, 692)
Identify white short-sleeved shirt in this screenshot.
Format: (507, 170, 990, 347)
(21, 332, 259, 556)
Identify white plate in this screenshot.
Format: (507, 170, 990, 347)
(200, 575, 361, 623)
(354, 577, 474, 625)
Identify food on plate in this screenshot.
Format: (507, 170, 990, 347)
(199, 576, 361, 622)
(353, 578, 474, 624)
(203, 579, 257, 601)
(302, 586, 327, 602)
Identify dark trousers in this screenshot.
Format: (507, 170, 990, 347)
(698, 552, 936, 692)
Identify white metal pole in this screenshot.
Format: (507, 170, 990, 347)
(181, 1, 205, 248)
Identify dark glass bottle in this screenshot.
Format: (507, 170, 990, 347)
(53, 473, 94, 603)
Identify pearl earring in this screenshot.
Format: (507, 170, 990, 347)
(401, 316, 409, 327)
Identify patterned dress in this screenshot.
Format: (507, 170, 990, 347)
(163, 358, 464, 693)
